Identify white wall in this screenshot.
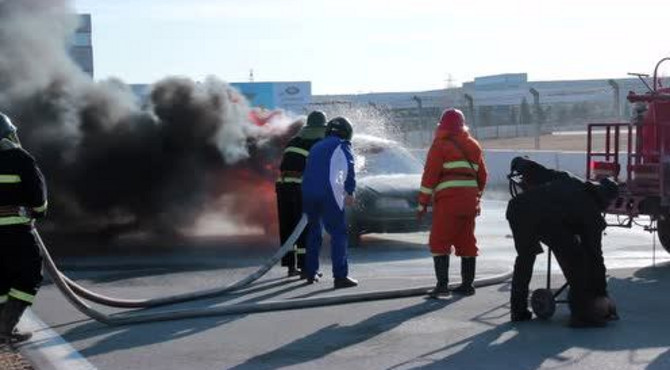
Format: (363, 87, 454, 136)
(410, 149, 628, 188)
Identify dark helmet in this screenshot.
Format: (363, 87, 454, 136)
(326, 116, 353, 141)
(0, 112, 19, 145)
(306, 111, 327, 127)
(507, 156, 553, 197)
(585, 177, 619, 210)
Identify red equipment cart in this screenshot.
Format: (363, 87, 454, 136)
(587, 57, 670, 252)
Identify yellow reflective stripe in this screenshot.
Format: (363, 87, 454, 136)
(9, 288, 34, 304)
(296, 248, 306, 254)
(435, 179, 478, 191)
(420, 186, 433, 195)
(0, 174, 21, 183)
(0, 295, 7, 304)
(277, 177, 302, 184)
(443, 161, 479, 171)
(0, 216, 31, 225)
(284, 147, 310, 157)
(33, 201, 48, 213)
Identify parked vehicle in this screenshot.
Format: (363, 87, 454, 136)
(347, 135, 431, 246)
(586, 57, 670, 252)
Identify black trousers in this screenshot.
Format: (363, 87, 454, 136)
(509, 216, 606, 319)
(0, 226, 43, 305)
(275, 182, 306, 270)
(507, 189, 608, 317)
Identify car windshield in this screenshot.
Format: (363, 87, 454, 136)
(353, 140, 423, 176)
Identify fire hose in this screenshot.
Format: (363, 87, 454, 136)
(47, 216, 310, 308)
(36, 217, 513, 326)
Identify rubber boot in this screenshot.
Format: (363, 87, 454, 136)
(296, 250, 306, 279)
(452, 257, 476, 296)
(287, 265, 301, 277)
(0, 299, 32, 344)
(429, 255, 450, 298)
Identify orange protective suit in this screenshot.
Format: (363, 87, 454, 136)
(418, 129, 487, 256)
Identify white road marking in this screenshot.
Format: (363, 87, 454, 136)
(16, 309, 97, 370)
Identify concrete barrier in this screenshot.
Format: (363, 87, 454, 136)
(409, 149, 628, 187)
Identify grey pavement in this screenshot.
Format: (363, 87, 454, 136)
(13, 200, 670, 369)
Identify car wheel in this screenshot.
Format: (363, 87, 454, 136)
(531, 289, 556, 320)
(657, 214, 670, 254)
(348, 230, 362, 247)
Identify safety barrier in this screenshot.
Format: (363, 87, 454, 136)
(411, 149, 628, 187)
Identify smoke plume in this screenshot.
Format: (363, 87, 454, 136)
(0, 0, 300, 238)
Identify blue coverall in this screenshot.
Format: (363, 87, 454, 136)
(301, 134, 356, 280)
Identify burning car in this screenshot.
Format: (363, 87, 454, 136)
(347, 135, 431, 246)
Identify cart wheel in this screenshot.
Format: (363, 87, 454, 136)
(531, 289, 556, 320)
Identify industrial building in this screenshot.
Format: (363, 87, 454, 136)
(68, 14, 93, 77)
(69, 13, 658, 146)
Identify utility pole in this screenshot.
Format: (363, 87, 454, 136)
(464, 94, 476, 138)
(446, 74, 455, 88)
(412, 96, 425, 146)
(608, 79, 621, 120)
(529, 87, 540, 150)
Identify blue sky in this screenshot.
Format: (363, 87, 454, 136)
(73, 0, 670, 95)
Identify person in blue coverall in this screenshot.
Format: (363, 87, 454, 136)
(301, 116, 359, 289)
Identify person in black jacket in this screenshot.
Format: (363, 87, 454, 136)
(506, 156, 618, 327)
(275, 111, 327, 278)
(0, 112, 48, 344)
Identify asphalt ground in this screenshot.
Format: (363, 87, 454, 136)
(10, 200, 670, 369)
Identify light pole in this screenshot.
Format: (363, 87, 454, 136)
(464, 93, 476, 138)
(608, 79, 621, 120)
(529, 88, 540, 149)
(412, 95, 425, 146)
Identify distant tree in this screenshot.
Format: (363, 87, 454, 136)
(478, 106, 493, 127)
(535, 105, 551, 125)
(623, 102, 632, 121)
(555, 105, 570, 125)
(509, 106, 518, 126)
(520, 97, 533, 125)
(571, 102, 595, 122)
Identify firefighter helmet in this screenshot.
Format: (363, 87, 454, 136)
(507, 156, 553, 197)
(0, 112, 20, 145)
(326, 116, 353, 141)
(306, 111, 327, 127)
(437, 108, 466, 133)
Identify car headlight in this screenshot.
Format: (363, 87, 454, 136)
(375, 197, 409, 210)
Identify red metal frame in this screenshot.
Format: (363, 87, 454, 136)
(586, 122, 655, 218)
(584, 58, 670, 232)
(586, 122, 631, 184)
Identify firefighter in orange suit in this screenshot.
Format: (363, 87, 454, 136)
(417, 108, 487, 298)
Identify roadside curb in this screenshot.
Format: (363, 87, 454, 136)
(17, 310, 96, 370)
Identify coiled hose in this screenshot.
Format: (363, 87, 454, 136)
(36, 217, 512, 326)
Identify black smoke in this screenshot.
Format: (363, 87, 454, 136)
(0, 0, 300, 237)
